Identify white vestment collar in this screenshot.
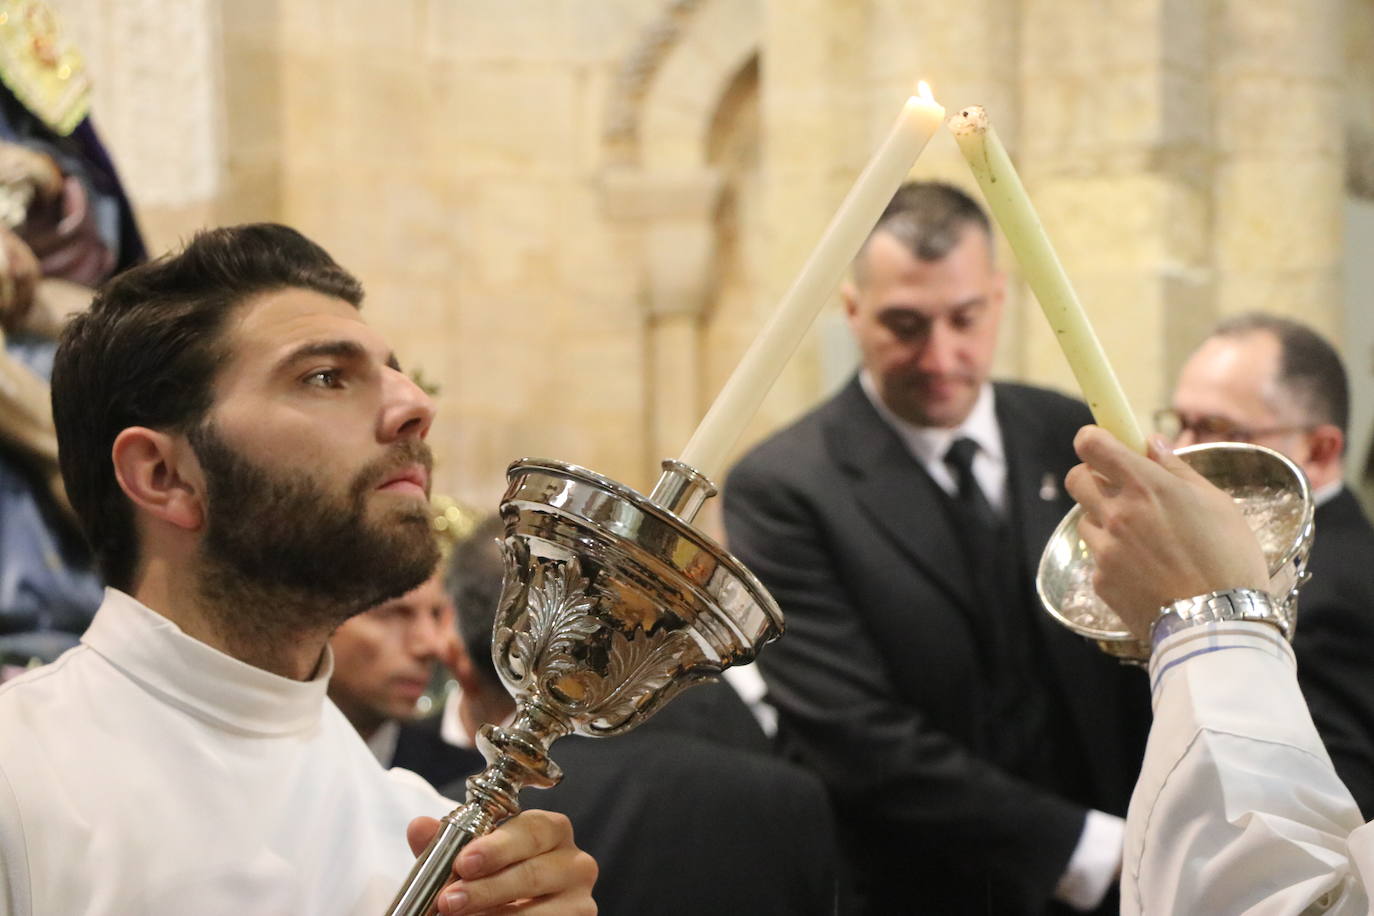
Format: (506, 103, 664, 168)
(80, 587, 334, 737)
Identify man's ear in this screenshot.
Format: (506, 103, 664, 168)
(1306, 423, 1345, 477)
(841, 281, 859, 322)
(111, 427, 205, 531)
(450, 639, 483, 696)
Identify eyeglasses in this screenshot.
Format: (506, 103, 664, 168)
(1152, 408, 1313, 444)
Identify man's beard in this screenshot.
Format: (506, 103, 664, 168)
(189, 423, 440, 640)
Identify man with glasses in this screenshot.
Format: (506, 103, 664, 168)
(1161, 312, 1374, 816)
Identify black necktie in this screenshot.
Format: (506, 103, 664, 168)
(943, 437, 1002, 533)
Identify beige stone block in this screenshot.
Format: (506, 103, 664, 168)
(327, 0, 424, 53)
(427, 0, 637, 64)
(1019, 177, 1159, 270)
(222, 41, 284, 163)
(450, 176, 566, 297)
(431, 63, 580, 176)
(135, 200, 219, 257)
(280, 53, 341, 168)
(1214, 270, 1344, 338)
(214, 162, 282, 225)
(330, 59, 432, 167)
(1213, 157, 1343, 271)
(1212, 74, 1342, 155)
(1024, 174, 1209, 272)
(1213, 0, 1342, 81)
(599, 168, 722, 220)
(1023, 67, 1176, 158)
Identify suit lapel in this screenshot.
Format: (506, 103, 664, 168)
(821, 379, 979, 615)
(995, 386, 1074, 579)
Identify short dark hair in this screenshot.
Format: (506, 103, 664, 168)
(853, 181, 992, 285)
(445, 514, 506, 688)
(1211, 312, 1350, 439)
(51, 223, 364, 590)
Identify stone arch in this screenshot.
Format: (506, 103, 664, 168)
(599, 0, 762, 478)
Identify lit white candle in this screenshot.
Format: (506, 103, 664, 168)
(948, 105, 1145, 452)
(679, 83, 947, 481)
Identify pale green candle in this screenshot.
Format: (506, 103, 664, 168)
(949, 105, 1145, 452)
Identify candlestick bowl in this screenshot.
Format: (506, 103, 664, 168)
(384, 458, 784, 916)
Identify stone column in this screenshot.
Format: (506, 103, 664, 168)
(1211, 0, 1345, 340)
(601, 169, 723, 471)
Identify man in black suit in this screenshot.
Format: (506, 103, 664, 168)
(1165, 312, 1374, 817)
(723, 182, 1151, 914)
(439, 515, 845, 916)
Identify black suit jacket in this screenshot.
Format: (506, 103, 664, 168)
(723, 378, 1151, 914)
(393, 714, 483, 792)
(435, 681, 842, 915)
(1293, 487, 1374, 818)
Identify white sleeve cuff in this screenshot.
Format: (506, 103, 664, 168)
(1054, 808, 1124, 910)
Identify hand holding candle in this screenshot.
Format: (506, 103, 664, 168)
(677, 83, 946, 482)
(948, 105, 1145, 453)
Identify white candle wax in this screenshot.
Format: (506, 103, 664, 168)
(948, 105, 1145, 453)
(679, 85, 946, 481)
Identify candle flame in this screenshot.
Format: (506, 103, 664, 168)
(917, 80, 935, 102)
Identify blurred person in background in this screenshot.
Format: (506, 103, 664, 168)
(0, 0, 146, 674)
(1163, 312, 1374, 817)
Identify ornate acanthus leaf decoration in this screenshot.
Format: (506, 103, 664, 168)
(580, 627, 709, 734)
(497, 554, 601, 693)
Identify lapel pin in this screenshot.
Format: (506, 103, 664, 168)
(1039, 472, 1058, 501)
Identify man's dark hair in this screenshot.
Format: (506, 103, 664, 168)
(853, 181, 993, 285)
(1212, 312, 1350, 439)
(445, 514, 506, 687)
(51, 223, 364, 591)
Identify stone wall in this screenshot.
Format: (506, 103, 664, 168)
(51, 0, 1371, 513)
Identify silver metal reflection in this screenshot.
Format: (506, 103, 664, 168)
(1037, 441, 1315, 663)
(384, 459, 783, 916)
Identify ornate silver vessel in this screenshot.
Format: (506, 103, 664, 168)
(385, 458, 784, 916)
(1037, 441, 1315, 663)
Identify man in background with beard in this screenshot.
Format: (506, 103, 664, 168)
(0, 224, 595, 916)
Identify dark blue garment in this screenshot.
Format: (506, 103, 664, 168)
(0, 335, 103, 663)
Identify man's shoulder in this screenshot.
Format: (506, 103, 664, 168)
(0, 645, 93, 719)
(1308, 491, 1374, 587)
(730, 385, 856, 479)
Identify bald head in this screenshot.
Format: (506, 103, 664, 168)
(1170, 314, 1348, 490)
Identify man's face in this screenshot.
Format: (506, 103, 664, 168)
(329, 573, 455, 729)
(192, 288, 439, 621)
(1170, 332, 1312, 460)
(845, 228, 1004, 428)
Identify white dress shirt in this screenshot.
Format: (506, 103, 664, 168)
(0, 589, 453, 916)
(1125, 620, 1372, 914)
(859, 372, 1122, 911)
(859, 371, 1008, 512)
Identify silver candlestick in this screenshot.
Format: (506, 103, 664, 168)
(384, 458, 784, 916)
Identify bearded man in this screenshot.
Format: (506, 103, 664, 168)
(0, 224, 595, 915)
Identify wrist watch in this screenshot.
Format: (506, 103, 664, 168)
(1150, 588, 1286, 647)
